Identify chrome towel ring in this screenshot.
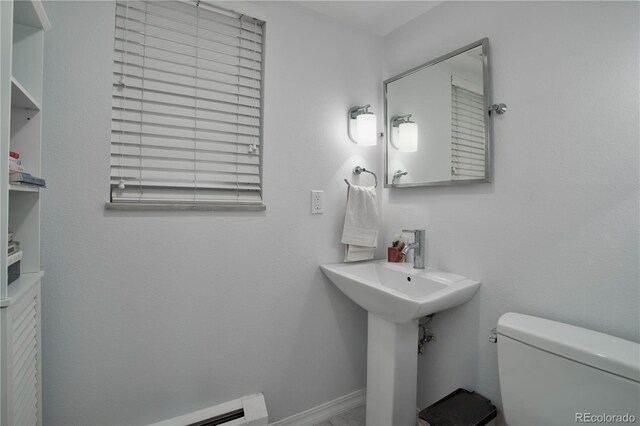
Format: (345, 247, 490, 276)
(344, 166, 378, 188)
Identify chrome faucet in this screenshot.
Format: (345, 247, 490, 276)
(401, 229, 426, 269)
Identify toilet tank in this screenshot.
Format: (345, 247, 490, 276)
(497, 313, 640, 426)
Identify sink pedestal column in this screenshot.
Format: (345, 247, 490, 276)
(366, 313, 419, 426)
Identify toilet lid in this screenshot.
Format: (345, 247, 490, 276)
(498, 313, 640, 382)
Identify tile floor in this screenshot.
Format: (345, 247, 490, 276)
(313, 405, 366, 426)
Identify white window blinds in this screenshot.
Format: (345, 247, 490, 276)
(110, 0, 264, 208)
(451, 78, 486, 181)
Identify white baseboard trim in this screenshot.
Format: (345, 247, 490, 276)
(269, 388, 366, 426)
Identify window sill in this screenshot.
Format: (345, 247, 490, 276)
(104, 202, 266, 212)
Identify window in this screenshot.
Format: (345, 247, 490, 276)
(450, 76, 485, 181)
(110, 0, 265, 209)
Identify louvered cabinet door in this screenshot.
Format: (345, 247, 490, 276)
(2, 282, 41, 426)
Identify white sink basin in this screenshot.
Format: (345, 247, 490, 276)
(320, 260, 480, 323)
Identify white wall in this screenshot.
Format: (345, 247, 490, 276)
(382, 0, 639, 418)
(41, 2, 381, 424)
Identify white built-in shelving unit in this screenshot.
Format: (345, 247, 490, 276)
(1, 0, 50, 424)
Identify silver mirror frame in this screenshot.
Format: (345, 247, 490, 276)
(383, 38, 492, 188)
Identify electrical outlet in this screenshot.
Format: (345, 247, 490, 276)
(311, 190, 323, 214)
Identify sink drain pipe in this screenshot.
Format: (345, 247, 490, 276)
(418, 315, 435, 354)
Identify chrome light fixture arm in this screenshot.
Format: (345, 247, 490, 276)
(489, 103, 507, 115)
(391, 114, 413, 128)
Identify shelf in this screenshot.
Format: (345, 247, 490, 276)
(9, 183, 40, 193)
(13, 0, 51, 31)
(1, 271, 43, 307)
(11, 76, 41, 110)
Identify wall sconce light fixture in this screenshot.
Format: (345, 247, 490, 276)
(348, 104, 377, 146)
(390, 114, 418, 152)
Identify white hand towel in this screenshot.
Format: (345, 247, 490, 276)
(344, 244, 375, 262)
(341, 185, 378, 262)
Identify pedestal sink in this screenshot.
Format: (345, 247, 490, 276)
(320, 260, 480, 426)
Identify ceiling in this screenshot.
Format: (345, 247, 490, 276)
(295, 1, 444, 36)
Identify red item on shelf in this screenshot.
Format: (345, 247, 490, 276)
(9, 151, 19, 159)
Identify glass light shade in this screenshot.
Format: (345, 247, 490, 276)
(356, 112, 377, 146)
(398, 121, 418, 152)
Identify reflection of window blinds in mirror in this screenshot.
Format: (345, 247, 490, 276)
(451, 78, 485, 180)
(110, 0, 264, 205)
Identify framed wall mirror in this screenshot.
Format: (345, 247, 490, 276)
(384, 38, 492, 187)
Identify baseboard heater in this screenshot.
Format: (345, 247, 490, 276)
(186, 408, 244, 426)
(151, 393, 267, 426)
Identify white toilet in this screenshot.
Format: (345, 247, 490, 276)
(497, 313, 640, 426)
